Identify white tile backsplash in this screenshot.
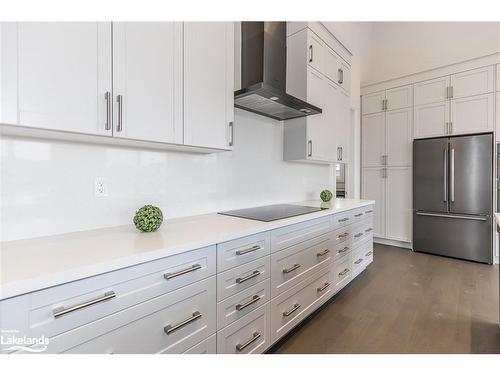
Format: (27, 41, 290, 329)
(1, 110, 333, 241)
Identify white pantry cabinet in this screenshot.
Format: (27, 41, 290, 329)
(183, 22, 234, 150)
(0, 22, 112, 135)
(112, 22, 183, 143)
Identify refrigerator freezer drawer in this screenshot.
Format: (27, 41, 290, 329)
(413, 211, 492, 264)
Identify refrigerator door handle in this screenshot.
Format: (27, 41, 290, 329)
(450, 148, 455, 203)
(416, 211, 487, 221)
(443, 148, 448, 202)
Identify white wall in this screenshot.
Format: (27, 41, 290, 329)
(0, 110, 332, 242)
(366, 22, 500, 84)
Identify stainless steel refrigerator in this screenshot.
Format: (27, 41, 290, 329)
(413, 133, 493, 264)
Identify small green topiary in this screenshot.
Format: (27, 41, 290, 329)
(133, 205, 163, 232)
(320, 190, 333, 202)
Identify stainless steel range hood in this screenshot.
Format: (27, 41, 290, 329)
(234, 22, 322, 121)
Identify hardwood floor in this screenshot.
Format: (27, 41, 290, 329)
(273, 244, 500, 354)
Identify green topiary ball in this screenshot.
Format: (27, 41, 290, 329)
(320, 190, 333, 202)
(133, 205, 163, 232)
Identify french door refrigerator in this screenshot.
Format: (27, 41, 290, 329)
(413, 133, 493, 264)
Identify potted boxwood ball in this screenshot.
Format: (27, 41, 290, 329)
(320, 190, 333, 202)
(133, 205, 163, 232)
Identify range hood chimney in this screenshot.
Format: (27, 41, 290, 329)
(234, 22, 322, 121)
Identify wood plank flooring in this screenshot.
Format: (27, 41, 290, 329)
(273, 244, 500, 354)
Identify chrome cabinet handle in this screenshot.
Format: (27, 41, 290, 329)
(337, 232, 349, 239)
(338, 268, 349, 276)
(415, 211, 487, 221)
(354, 258, 363, 265)
(236, 332, 261, 352)
(450, 148, 455, 202)
(338, 246, 349, 253)
(450, 121, 453, 134)
(308, 140, 313, 157)
(354, 213, 364, 218)
(164, 264, 201, 280)
(365, 228, 373, 232)
(317, 282, 331, 292)
(338, 217, 349, 223)
(283, 303, 301, 317)
(443, 148, 448, 202)
(116, 94, 123, 132)
(446, 86, 450, 99)
(338, 68, 343, 84)
(365, 209, 373, 214)
(365, 251, 373, 256)
(104, 91, 111, 131)
(236, 270, 261, 284)
(228, 121, 234, 147)
(316, 249, 330, 257)
(236, 245, 261, 256)
(340, 147, 343, 161)
(164, 311, 202, 335)
(337, 147, 342, 161)
(53, 291, 116, 318)
(236, 295, 261, 311)
(309, 45, 313, 63)
(354, 232, 363, 238)
(283, 264, 301, 274)
(450, 86, 453, 99)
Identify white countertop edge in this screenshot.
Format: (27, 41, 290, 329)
(0, 199, 374, 301)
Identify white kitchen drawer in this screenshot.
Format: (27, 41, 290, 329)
(217, 232, 271, 272)
(331, 211, 352, 229)
(0, 295, 31, 353)
(333, 255, 351, 293)
(351, 218, 374, 246)
(363, 240, 374, 266)
(47, 277, 216, 354)
(270, 266, 332, 343)
(271, 233, 332, 298)
(351, 206, 371, 224)
(333, 239, 352, 261)
(271, 216, 331, 253)
(29, 246, 216, 338)
(217, 303, 271, 354)
(183, 334, 216, 354)
(352, 248, 367, 277)
(363, 205, 374, 219)
(332, 226, 352, 246)
(217, 256, 270, 302)
(217, 279, 270, 329)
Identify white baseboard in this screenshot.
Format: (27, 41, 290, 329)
(374, 237, 412, 249)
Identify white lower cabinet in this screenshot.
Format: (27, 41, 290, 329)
(361, 168, 385, 238)
(217, 304, 271, 354)
(183, 334, 217, 354)
(270, 266, 333, 342)
(333, 253, 351, 292)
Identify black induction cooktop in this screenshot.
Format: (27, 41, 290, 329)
(218, 204, 326, 222)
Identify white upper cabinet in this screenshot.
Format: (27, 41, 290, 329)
(450, 93, 494, 135)
(450, 66, 494, 99)
(413, 101, 449, 139)
(362, 112, 385, 167)
(307, 30, 325, 73)
(386, 85, 412, 111)
(386, 108, 412, 166)
(112, 22, 183, 143)
(183, 22, 234, 150)
(414, 76, 450, 106)
(1, 22, 112, 135)
(361, 90, 385, 115)
(385, 167, 412, 242)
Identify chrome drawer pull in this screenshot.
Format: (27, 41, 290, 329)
(338, 268, 350, 276)
(236, 295, 261, 311)
(236, 332, 261, 352)
(164, 311, 202, 335)
(283, 264, 301, 274)
(53, 291, 116, 318)
(283, 303, 301, 317)
(338, 246, 349, 253)
(354, 258, 363, 265)
(354, 213, 363, 217)
(236, 245, 261, 256)
(164, 264, 201, 280)
(365, 228, 373, 232)
(317, 282, 331, 292)
(337, 232, 349, 239)
(338, 217, 349, 223)
(354, 232, 363, 238)
(365, 251, 373, 256)
(236, 270, 261, 284)
(316, 249, 330, 257)
(365, 210, 373, 214)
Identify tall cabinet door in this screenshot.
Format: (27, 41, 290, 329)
(362, 168, 385, 238)
(386, 167, 412, 242)
(183, 22, 234, 149)
(362, 112, 385, 167)
(113, 22, 183, 143)
(386, 107, 412, 166)
(335, 88, 351, 163)
(1, 22, 112, 135)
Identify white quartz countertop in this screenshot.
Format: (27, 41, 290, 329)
(0, 199, 374, 300)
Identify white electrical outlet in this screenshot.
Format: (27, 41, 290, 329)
(94, 177, 108, 197)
